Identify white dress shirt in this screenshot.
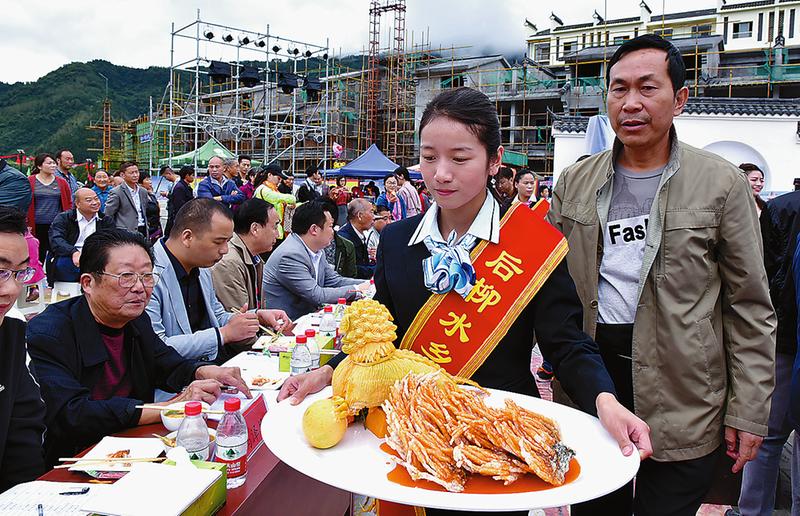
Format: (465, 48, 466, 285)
(300, 238, 325, 282)
(408, 190, 500, 248)
(125, 183, 145, 226)
(75, 212, 99, 250)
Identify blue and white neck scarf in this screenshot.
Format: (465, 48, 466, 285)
(422, 231, 477, 299)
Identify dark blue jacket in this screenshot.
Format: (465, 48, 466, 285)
(196, 176, 245, 209)
(27, 296, 205, 466)
(0, 160, 31, 213)
(0, 317, 45, 492)
(338, 222, 375, 279)
(329, 214, 616, 413)
(48, 209, 115, 258)
(789, 235, 800, 431)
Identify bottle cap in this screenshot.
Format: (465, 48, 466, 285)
(324, 305, 333, 313)
(224, 398, 241, 412)
(296, 335, 308, 344)
(305, 329, 316, 337)
(184, 401, 202, 416)
(370, 279, 375, 285)
(338, 298, 346, 304)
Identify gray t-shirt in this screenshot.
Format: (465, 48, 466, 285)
(597, 164, 663, 324)
(34, 177, 62, 225)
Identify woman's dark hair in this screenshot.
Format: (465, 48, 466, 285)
(31, 153, 54, 175)
(80, 229, 153, 275)
(247, 167, 258, 180)
(138, 172, 150, 184)
(738, 163, 763, 175)
(419, 87, 501, 161)
(253, 169, 271, 188)
(292, 200, 329, 235)
(234, 198, 275, 234)
(0, 206, 27, 236)
(394, 166, 411, 182)
(607, 34, 686, 94)
(383, 174, 395, 183)
(514, 168, 535, 185)
(178, 165, 195, 181)
(336, 176, 347, 187)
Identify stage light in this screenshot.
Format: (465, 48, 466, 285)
(239, 36, 250, 45)
(251, 127, 261, 137)
(322, 53, 329, 60)
(272, 45, 281, 53)
(313, 134, 324, 144)
(222, 34, 234, 42)
(230, 126, 241, 136)
(204, 124, 214, 134)
(204, 30, 214, 40)
(294, 131, 305, 142)
(255, 40, 266, 48)
(292, 48, 300, 56)
(304, 50, 312, 58)
(274, 130, 284, 139)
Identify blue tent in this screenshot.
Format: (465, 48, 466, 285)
(325, 144, 421, 180)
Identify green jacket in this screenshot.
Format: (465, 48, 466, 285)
(332, 233, 357, 279)
(548, 132, 776, 461)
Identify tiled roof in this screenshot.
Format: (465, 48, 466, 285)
(720, 0, 775, 10)
(414, 55, 510, 75)
(604, 16, 641, 25)
(684, 97, 800, 116)
(552, 115, 590, 133)
(553, 22, 594, 32)
(650, 8, 717, 22)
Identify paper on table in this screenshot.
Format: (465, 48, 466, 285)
(80, 461, 220, 516)
(0, 481, 111, 515)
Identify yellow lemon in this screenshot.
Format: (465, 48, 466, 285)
(302, 398, 347, 449)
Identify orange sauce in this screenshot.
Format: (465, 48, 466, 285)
(380, 443, 580, 494)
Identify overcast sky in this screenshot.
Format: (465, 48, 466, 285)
(4, 0, 705, 84)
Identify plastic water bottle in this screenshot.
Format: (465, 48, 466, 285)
(176, 401, 210, 461)
(335, 298, 347, 322)
(290, 335, 312, 375)
(215, 398, 248, 489)
(318, 305, 337, 340)
(305, 329, 320, 369)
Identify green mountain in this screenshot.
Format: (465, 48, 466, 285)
(0, 60, 169, 164)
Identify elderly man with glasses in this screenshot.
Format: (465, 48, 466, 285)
(27, 228, 250, 467)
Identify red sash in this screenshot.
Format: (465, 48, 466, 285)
(377, 200, 569, 515)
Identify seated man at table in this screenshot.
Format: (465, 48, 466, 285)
(0, 206, 46, 491)
(211, 198, 291, 353)
(338, 198, 376, 279)
(26, 228, 251, 466)
(262, 200, 371, 320)
(48, 187, 115, 282)
(148, 198, 289, 363)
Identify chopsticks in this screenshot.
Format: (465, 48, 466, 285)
(55, 457, 166, 469)
(135, 404, 225, 415)
(231, 307, 284, 340)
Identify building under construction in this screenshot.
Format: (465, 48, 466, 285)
(92, 0, 800, 177)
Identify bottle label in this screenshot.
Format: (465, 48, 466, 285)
(187, 443, 210, 461)
(215, 441, 248, 478)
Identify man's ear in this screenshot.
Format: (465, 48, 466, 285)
(673, 86, 689, 116)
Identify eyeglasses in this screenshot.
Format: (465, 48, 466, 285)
(97, 271, 160, 289)
(0, 267, 36, 284)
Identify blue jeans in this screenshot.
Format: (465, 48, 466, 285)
(52, 256, 81, 282)
(739, 352, 800, 515)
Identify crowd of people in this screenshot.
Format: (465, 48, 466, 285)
(0, 33, 794, 516)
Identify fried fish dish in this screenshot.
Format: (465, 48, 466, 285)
(383, 372, 575, 493)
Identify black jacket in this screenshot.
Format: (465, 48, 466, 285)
(48, 209, 115, 258)
(761, 191, 800, 355)
(166, 180, 194, 236)
(27, 297, 205, 466)
(338, 222, 375, 279)
(330, 215, 616, 413)
(296, 182, 321, 203)
(0, 317, 45, 492)
(0, 160, 32, 213)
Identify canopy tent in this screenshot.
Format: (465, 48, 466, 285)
(325, 144, 421, 180)
(158, 139, 237, 168)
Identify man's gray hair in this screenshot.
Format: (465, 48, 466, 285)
(223, 158, 238, 169)
(347, 198, 372, 221)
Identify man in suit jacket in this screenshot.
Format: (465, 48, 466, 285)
(147, 199, 289, 365)
(337, 198, 376, 279)
(263, 200, 370, 320)
(211, 198, 291, 353)
(104, 161, 149, 237)
(48, 188, 114, 281)
(165, 165, 196, 237)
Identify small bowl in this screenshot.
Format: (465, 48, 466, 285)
(163, 429, 217, 457)
(159, 401, 211, 432)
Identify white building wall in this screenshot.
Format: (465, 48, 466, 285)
(552, 115, 800, 192)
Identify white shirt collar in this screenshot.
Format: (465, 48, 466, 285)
(297, 234, 325, 277)
(77, 211, 98, 224)
(408, 190, 500, 247)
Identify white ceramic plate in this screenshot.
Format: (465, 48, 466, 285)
(69, 436, 165, 473)
(262, 387, 640, 511)
(252, 335, 295, 351)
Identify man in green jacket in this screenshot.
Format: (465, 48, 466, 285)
(548, 34, 776, 515)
